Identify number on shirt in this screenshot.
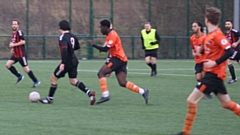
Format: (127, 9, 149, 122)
(70, 37, 75, 49)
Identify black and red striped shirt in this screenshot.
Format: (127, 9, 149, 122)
(11, 30, 26, 58)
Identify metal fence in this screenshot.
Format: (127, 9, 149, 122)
(0, 35, 191, 60)
(0, 0, 234, 60)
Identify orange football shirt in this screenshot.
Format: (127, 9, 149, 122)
(105, 30, 128, 62)
(203, 29, 231, 80)
(190, 33, 206, 63)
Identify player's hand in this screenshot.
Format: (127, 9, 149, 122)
(232, 42, 238, 48)
(204, 59, 216, 68)
(87, 40, 94, 46)
(150, 42, 156, 45)
(60, 64, 65, 71)
(10, 48, 14, 54)
(9, 42, 14, 47)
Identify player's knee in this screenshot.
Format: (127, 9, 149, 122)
(6, 64, 10, 69)
(50, 74, 57, 84)
(118, 81, 127, 87)
(97, 71, 105, 78)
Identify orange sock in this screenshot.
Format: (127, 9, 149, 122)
(99, 77, 108, 92)
(126, 81, 140, 93)
(222, 101, 240, 116)
(182, 102, 197, 135)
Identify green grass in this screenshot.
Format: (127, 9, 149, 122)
(0, 59, 239, 135)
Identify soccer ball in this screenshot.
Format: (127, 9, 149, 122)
(29, 91, 40, 102)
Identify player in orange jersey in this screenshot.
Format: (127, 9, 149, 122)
(190, 22, 206, 81)
(190, 21, 212, 99)
(172, 7, 240, 135)
(87, 19, 149, 104)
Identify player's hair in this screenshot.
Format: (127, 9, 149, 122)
(12, 20, 20, 25)
(100, 20, 111, 28)
(192, 22, 203, 32)
(205, 7, 221, 25)
(145, 22, 151, 25)
(225, 19, 233, 25)
(59, 20, 71, 31)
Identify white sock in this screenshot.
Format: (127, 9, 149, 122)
(102, 91, 110, 97)
(139, 88, 145, 95)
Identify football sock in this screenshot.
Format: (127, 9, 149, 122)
(182, 102, 197, 135)
(152, 64, 157, 74)
(48, 84, 57, 97)
(222, 101, 240, 116)
(76, 81, 91, 96)
(228, 64, 236, 80)
(99, 77, 109, 97)
(147, 63, 153, 70)
(126, 81, 144, 94)
(28, 70, 38, 82)
(8, 66, 21, 77)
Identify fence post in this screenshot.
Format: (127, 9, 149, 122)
(69, 0, 72, 26)
(174, 36, 177, 59)
(131, 36, 135, 59)
(26, 0, 29, 53)
(42, 35, 46, 60)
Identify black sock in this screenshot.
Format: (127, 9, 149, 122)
(48, 84, 57, 97)
(28, 70, 38, 82)
(228, 64, 236, 80)
(147, 63, 153, 70)
(76, 81, 91, 96)
(8, 66, 21, 77)
(152, 64, 157, 74)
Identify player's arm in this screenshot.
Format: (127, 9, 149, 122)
(87, 40, 110, 52)
(150, 31, 161, 45)
(59, 37, 68, 65)
(74, 36, 80, 50)
(215, 46, 233, 64)
(232, 31, 240, 48)
(141, 34, 145, 49)
(92, 44, 110, 52)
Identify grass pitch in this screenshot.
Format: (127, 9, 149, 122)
(0, 60, 239, 135)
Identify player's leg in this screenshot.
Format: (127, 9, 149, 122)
(150, 49, 158, 76)
(39, 65, 65, 104)
(68, 65, 96, 105)
(6, 56, 24, 84)
(174, 73, 214, 135)
(227, 59, 237, 84)
(20, 56, 40, 87)
(116, 70, 149, 104)
(105, 54, 112, 77)
(145, 50, 153, 76)
(96, 63, 112, 104)
(195, 63, 212, 99)
(216, 83, 240, 116)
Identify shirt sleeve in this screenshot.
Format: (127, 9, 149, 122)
(18, 30, 25, 40)
(74, 36, 80, 50)
(105, 34, 117, 48)
(155, 31, 161, 44)
(190, 37, 194, 49)
(215, 35, 231, 50)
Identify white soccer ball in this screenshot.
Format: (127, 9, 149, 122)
(29, 91, 40, 102)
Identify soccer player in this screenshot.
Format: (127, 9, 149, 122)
(87, 19, 149, 104)
(39, 20, 96, 105)
(190, 22, 212, 99)
(190, 22, 206, 82)
(172, 7, 240, 135)
(141, 22, 161, 76)
(225, 20, 240, 84)
(6, 20, 40, 88)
